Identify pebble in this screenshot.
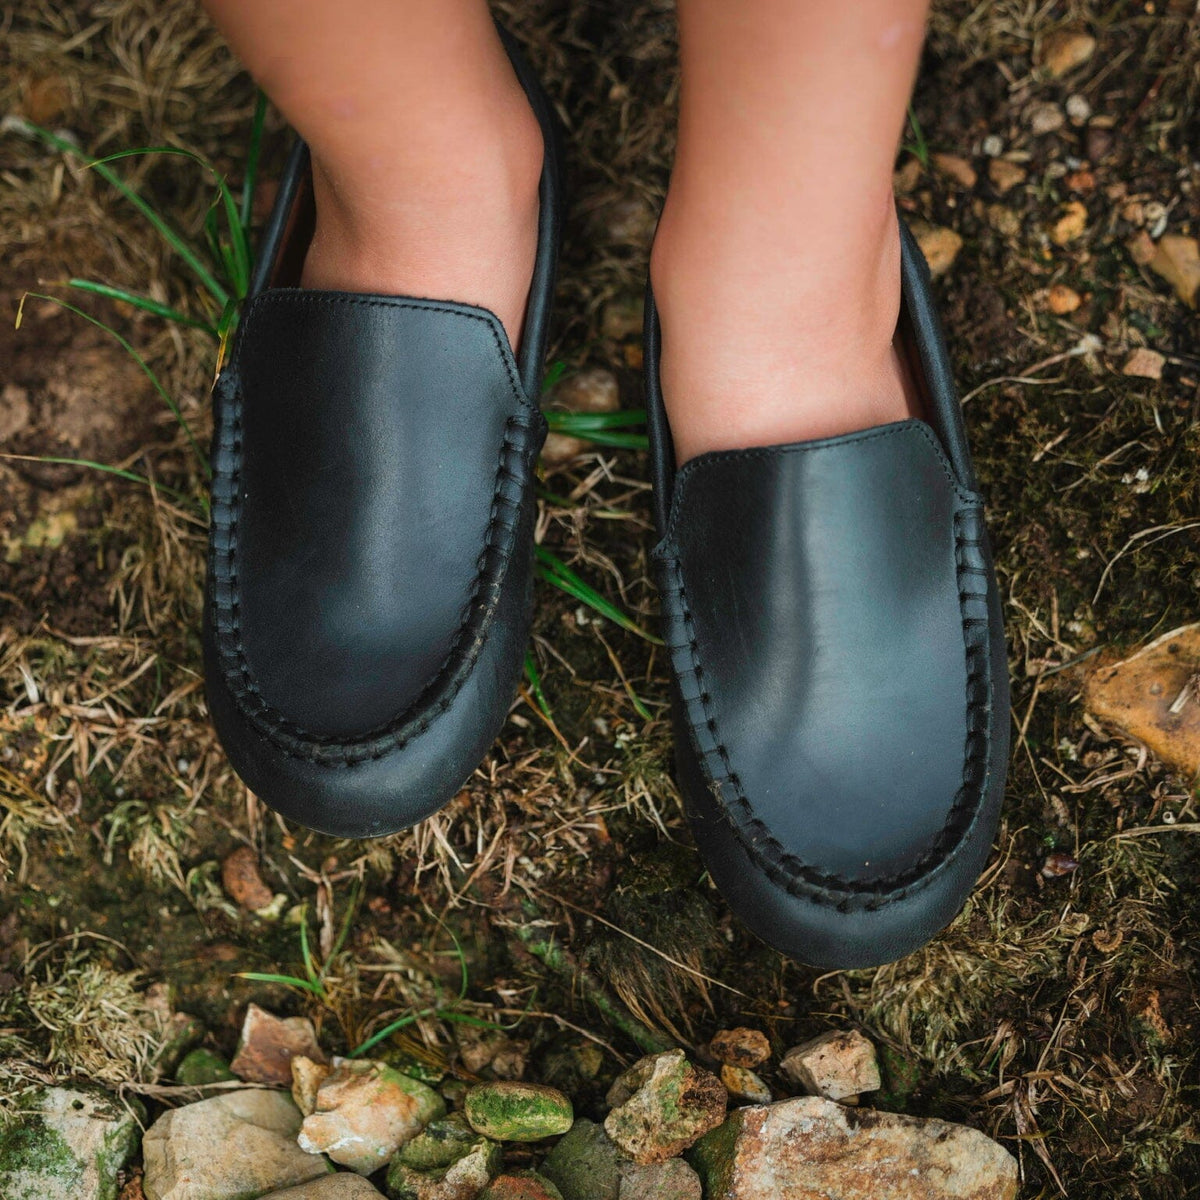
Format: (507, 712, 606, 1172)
(175, 1048, 236, 1086)
(221, 846, 275, 911)
(604, 1050, 727, 1165)
(1066, 94, 1092, 125)
(1037, 30, 1097, 78)
(541, 1120, 621, 1200)
(230, 1004, 328, 1087)
(0, 1086, 142, 1200)
(1050, 200, 1089, 246)
(780, 1031, 881, 1102)
(1148, 234, 1200, 307)
(931, 152, 977, 189)
(981, 134, 1004, 158)
(292, 1055, 334, 1116)
(1085, 123, 1115, 162)
(387, 1137, 502, 1200)
(1122, 348, 1166, 381)
(263, 1178, 384, 1198)
(141, 1090, 330, 1200)
(479, 1173, 564, 1200)
(464, 1082, 573, 1142)
(1027, 101, 1065, 135)
(987, 158, 1027, 195)
(298, 1059, 445, 1175)
(1046, 284, 1083, 315)
(986, 205, 1022, 238)
(912, 224, 963, 276)
(719, 1066, 772, 1106)
(1085, 624, 1200, 778)
(395, 1113, 486, 1172)
(708, 1028, 770, 1070)
(540, 433, 588, 466)
(551, 368, 621, 415)
(690, 1096, 1018, 1200)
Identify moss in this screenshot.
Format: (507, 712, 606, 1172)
(0, 1119, 83, 1196)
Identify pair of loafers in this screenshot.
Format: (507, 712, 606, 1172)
(204, 34, 1009, 969)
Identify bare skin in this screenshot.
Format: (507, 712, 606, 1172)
(201, 0, 930, 456)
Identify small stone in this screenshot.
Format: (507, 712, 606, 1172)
(892, 157, 923, 195)
(708, 1029, 768, 1069)
(1122, 348, 1166, 380)
(719, 1066, 772, 1106)
(1037, 30, 1097, 78)
(464, 1082, 573, 1142)
(479, 1174, 563, 1200)
(540, 1120, 622, 1200)
(231, 1004, 329, 1086)
(457, 1027, 515, 1075)
(299, 1059, 446, 1175)
(1148, 234, 1200, 307)
(931, 152, 977, 189)
(264, 1179, 385, 1198)
(1027, 101, 1065, 135)
(0, 1086, 143, 1200)
(987, 158, 1027, 195)
(981, 134, 1004, 158)
(387, 1136, 502, 1200)
(552, 368, 620, 415)
(1084, 624, 1200, 778)
(540, 432, 588, 466)
(292, 1055, 333, 1117)
(780, 1031, 881, 1102)
(141, 1090, 330, 1200)
(1050, 200, 1088, 245)
(1065, 168, 1096, 193)
(222, 846, 275, 911)
(1066, 93, 1092, 125)
(397, 1114, 486, 1172)
(604, 1050, 727, 1165)
(912, 224, 963, 277)
(1041, 851, 1080, 879)
(690, 1098, 1018, 1200)
(1127, 230, 1157, 266)
(986, 205, 1022, 238)
(1047, 284, 1083, 315)
(1086, 124, 1114, 162)
(176, 1048, 236, 1086)
(617, 1158, 701, 1200)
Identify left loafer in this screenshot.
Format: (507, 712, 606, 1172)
(643, 217, 1011, 969)
(203, 29, 562, 837)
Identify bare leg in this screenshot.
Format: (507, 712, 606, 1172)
(199, 0, 543, 348)
(652, 0, 929, 464)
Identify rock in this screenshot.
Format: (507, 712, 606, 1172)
(1127, 230, 1158, 267)
(264, 1179, 385, 1198)
(709, 1029, 770, 1070)
(1037, 30, 1097, 78)
(1046, 284, 1082, 315)
(987, 159, 1027, 195)
(1065, 168, 1096, 193)
(1050, 200, 1088, 245)
(986, 206, 1021, 238)
(604, 1050, 727, 1165)
(1083, 624, 1200, 778)
(912, 225, 963, 277)
(780, 1031, 881, 1102)
(980, 134, 1004, 157)
(719, 1066, 772, 1106)
(231, 1005, 329, 1086)
(299, 1059, 446, 1175)
(1086, 123, 1114, 162)
(479, 1174, 563, 1200)
(464, 1082, 572, 1142)
(540, 433, 588, 466)
(1027, 102, 1065, 135)
(141, 1090, 331, 1200)
(552, 367, 621, 415)
(293, 1055, 334, 1116)
(396, 1114, 484, 1171)
(1066, 93, 1092, 125)
(540, 1119, 621, 1200)
(931, 153, 977, 189)
(222, 846, 275, 911)
(0, 1085, 142, 1200)
(617, 1159, 701, 1200)
(1122, 348, 1165, 380)
(387, 1136, 502, 1200)
(176, 1047, 237, 1086)
(1148, 234, 1200, 307)
(690, 1097, 1018, 1200)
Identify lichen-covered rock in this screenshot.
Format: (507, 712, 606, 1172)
(719, 1066, 772, 1106)
(479, 1173, 563, 1200)
(176, 1047, 236, 1086)
(617, 1158, 701, 1200)
(709, 1029, 770, 1070)
(264, 1177, 385, 1198)
(231, 1004, 329, 1086)
(603, 1050, 727, 1164)
(0, 1086, 142, 1200)
(780, 1031, 880, 1102)
(540, 1119, 621, 1200)
(142, 1089, 331, 1200)
(386, 1137, 502, 1200)
(690, 1097, 1019, 1199)
(464, 1083, 572, 1142)
(395, 1114, 483, 1172)
(299, 1059, 446, 1175)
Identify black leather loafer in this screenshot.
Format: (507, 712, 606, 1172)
(644, 219, 1010, 968)
(204, 31, 561, 837)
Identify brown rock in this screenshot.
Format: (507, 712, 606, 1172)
(1037, 30, 1097, 78)
(1122, 348, 1165, 380)
(912, 225, 963, 277)
(932, 153, 977, 189)
(221, 846, 274, 911)
(618, 1158, 702, 1200)
(720, 1065, 772, 1106)
(1084, 624, 1200, 779)
(551, 367, 620, 415)
(1148, 234, 1200, 307)
(1027, 102, 1065, 135)
(292, 1054, 332, 1116)
(540, 433, 588, 466)
(1050, 200, 1088, 245)
(1127, 230, 1157, 267)
(709, 1028, 771, 1069)
(986, 205, 1021, 238)
(1047, 284, 1082, 315)
(1086, 124, 1115, 162)
(230, 1003, 328, 1086)
(780, 1031, 880, 1102)
(987, 159, 1026, 196)
(691, 1097, 1018, 1200)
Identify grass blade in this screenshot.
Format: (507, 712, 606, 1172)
(535, 545, 661, 643)
(524, 651, 552, 719)
(235, 971, 326, 995)
(66, 279, 217, 336)
(0, 453, 194, 507)
(18, 292, 210, 475)
(546, 409, 647, 431)
(240, 91, 268, 232)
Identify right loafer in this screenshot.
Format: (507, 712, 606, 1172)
(203, 29, 562, 838)
(644, 218, 1011, 969)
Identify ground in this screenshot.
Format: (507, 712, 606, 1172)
(1, 1, 1198, 1197)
